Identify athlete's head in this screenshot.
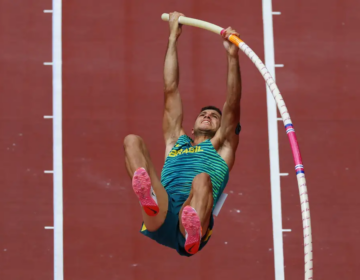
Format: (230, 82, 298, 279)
(192, 106, 222, 138)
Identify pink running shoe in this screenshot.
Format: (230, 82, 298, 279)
(132, 167, 159, 216)
(181, 206, 202, 255)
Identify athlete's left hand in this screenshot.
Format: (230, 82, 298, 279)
(222, 27, 240, 57)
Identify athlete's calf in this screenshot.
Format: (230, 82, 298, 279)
(179, 173, 214, 254)
(123, 134, 169, 232)
(190, 173, 213, 228)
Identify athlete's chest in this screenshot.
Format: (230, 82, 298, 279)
(168, 142, 207, 158)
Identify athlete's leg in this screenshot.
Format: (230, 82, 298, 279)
(123, 134, 168, 232)
(179, 173, 214, 238)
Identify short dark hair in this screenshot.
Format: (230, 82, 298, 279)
(200, 106, 222, 116)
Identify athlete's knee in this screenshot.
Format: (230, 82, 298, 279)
(192, 173, 212, 194)
(123, 134, 143, 150)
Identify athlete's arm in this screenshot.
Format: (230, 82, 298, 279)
(214, 27, 242, 169)
(163, 12, 186, 156)
(221, 52, 242, 144)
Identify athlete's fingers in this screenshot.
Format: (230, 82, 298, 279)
(222, 27, 240, 39)
(226, 26, 239, 35)
(169, 11, 185, 28)
(169, 11, 184, 21)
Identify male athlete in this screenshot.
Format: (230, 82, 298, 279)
(123, 11, 242, 256)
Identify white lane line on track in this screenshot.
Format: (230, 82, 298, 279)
(263, 0, 285, 280)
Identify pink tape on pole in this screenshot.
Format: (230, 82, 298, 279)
(285, 124, 304, 174)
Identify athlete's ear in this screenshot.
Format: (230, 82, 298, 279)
(191, 128, 194, 135)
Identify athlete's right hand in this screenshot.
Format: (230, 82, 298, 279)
(168, 11, 184, 40)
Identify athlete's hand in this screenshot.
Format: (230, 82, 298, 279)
(221, 27, 240, 57)
(168, 11, 184, 40)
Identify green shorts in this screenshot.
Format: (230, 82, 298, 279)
(139, 194, 214, 257)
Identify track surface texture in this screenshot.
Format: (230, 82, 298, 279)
(0, 0, 359, 280)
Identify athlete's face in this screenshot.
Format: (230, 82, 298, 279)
(193, 109, 222, 136)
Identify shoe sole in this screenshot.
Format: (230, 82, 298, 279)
(182, 206, 202, 255)
(132, 168, 159, 216)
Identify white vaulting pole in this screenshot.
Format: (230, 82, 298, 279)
(161, 13, 313, 280)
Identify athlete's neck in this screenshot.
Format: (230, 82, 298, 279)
(192, 131, 214, 145)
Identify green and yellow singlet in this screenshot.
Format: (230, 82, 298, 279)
(161, 135, 229, 208)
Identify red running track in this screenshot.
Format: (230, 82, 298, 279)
(1, 0, 359, 280)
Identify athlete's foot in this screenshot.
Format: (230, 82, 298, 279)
(181, 206, 202, 255)
(132, 167, 159, 216)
